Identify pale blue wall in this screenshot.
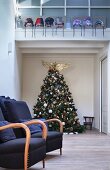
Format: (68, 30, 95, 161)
(0, 0, 22, 99)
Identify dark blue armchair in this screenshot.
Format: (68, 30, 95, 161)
(0, 108, 47, 169)
(3, 100, 63, 155)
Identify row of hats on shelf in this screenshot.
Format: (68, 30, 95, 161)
(17, 16, 105, 28)
(72, 17, 105, 27)
(24, 17, 64, 28)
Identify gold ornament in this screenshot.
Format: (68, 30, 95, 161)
(42, 61, 70, 72)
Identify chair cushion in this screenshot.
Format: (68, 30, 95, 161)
(32, 131, 63, 153)
(32, 131, 63, 140)
(4, 100, 32, 122)
(0, 121, 16, 143)
(33, 118, 48, 129)
(0, 108, 5, 121)
(19, 119, 42, 134)
(0, 97, 8, 120)
(0, 97, 16, 120)
(0, 138, 45, 154)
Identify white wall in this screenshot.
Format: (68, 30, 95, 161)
(94, 55, 100, 130)
(22, 54, 94, 124)
(0, 0, 21, 99)
(94, 44, 108, 131)
(14, 45, 22, 99)
(107, 42, 110, 134)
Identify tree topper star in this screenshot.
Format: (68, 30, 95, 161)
(42, 61, 70, 72)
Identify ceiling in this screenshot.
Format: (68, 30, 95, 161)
(16, 40, 108, 56)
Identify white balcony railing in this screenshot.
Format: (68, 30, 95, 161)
(15, 28, 110, 41)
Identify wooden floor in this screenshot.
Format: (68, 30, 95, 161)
(1, 130, 110, 170)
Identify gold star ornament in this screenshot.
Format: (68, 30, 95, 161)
(42, 61, 70, 72)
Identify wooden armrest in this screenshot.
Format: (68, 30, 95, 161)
(44, 119, 63, 133)
(0, 123, 30, 170)
(24, 120, 47, 140)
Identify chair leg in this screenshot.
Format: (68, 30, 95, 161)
(60, 148, 62, 155)
(25, 27, 26, 37)
(83, 26, 85, 36)
(81, 27, 82, 36)
(43, 27, 44, 36)
(63, 27, 64, 37)
(92, 27, 94, 36)
(90, 123, 92, 130)
(42, 159, 45, 168)
(34, 27, 36, 38)
(95, 28, 96, 36)
(103, 27, 104, 37)
(73, 28, 75, 37)
(45, 27, 46, 37)
(52, 27, 53, 36)
(32, 27, 33, 37)
(56, 28, 57, 35)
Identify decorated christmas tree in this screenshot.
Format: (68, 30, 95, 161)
(33, 62, 84, 133)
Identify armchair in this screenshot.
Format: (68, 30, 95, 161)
(0, 108, 47, 170)
(4, 100, 63, 155)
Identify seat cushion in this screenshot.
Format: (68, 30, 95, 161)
(0, 137, 45, 154)
(0, 121, 16, 143)
(32, 131, 63, 140)
(0, 138, 46, 169)
(32, 131, 63, 153)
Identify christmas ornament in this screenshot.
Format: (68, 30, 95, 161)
(44, 103, 47, 107)
(62, 122, 65, 125)
(49, 109, 52, 113)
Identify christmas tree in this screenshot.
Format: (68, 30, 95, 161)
(33, 62, 83, 133)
